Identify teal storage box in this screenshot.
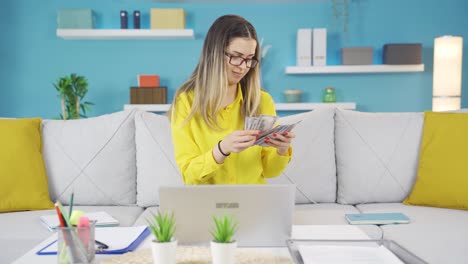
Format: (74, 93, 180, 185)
(57, 9, 95, 29)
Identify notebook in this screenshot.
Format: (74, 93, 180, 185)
(36, 226, 150, 255)
(40, 211, 120, 231)
(345, 213, 410, 225)
(159, 184, 296, 247)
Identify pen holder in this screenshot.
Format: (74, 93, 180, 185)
(57, 223, 96, 264)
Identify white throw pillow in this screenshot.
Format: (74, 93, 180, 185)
(267, 108, 337, 204)
(335, 109, 424, 204)
(42, 110, 137, 205)
(135, 111, 183, 207)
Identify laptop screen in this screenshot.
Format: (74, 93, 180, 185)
(159, 184, 295, 247)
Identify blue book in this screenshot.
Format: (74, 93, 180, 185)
(345, 213, 410, 225)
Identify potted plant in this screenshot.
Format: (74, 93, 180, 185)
(53, 73, 94, 120)
(332, 0, 349, 33)
(210, 214, 238, 264)
(146, 210, 177, 264)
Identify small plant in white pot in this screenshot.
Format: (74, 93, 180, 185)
(210, 214, 238, 264)
(147, 211, 177, 264)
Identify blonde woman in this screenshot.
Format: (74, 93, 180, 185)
(170, 15, 295, 185)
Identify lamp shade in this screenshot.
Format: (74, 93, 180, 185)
(432, 36, 463, 111)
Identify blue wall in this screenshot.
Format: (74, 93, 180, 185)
(1, 0, 467, 118)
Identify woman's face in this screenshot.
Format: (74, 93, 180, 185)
(224, 37, 257, 86)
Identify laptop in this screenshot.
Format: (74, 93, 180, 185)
(159, 184, 295, 247)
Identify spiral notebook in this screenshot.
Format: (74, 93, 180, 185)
(40, 211, 119, 231)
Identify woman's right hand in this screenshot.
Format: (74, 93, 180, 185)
(220, 130, 261, 154)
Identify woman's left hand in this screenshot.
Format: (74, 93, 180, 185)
(264, 131, 296, 156)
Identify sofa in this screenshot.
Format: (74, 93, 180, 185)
(1, 108, 467, 263)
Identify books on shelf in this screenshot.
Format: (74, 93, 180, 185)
(345, 213, 410, 225)
(40, 211, 120, 231)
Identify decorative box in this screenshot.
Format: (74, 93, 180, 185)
(284, 90, 302, 103)
(130, 87, 167, 104)
(150, 8, 186, 29)
(57, 9, 95, 29)
(341, 47, 373, 65)
(383, 43, 422, 64)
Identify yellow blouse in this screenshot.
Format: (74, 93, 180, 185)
(171, 86, 292, 185)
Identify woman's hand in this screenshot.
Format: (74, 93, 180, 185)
(264, 131, 295, 156)
(220, 130, 261, 155)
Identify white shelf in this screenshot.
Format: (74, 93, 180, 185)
(56, 29, 195, 40)
(285, 64, 425, 74)
(124, 102, 356, 112)
(275, 102, 356, 111)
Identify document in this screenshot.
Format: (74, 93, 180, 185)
(298, 244, 405, 264)
(40, 211, 120, 231)
(291, 225, 370, 240)
(36, 226, 150, 255)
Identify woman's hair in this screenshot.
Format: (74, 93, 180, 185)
(170, 14, 262, 130)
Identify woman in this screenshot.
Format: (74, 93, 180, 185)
(170, 14, 295, 185)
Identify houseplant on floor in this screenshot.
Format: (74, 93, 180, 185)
(53, 73, 93, 120)
(210, 214, 238, 264)
(147, 210, 177, 264)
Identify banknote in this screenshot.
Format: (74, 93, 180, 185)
(244, 115, 300, 146)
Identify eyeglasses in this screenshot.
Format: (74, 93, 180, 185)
(224, 52, 259, 68)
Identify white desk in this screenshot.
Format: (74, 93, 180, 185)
(13, 225, 369, 263)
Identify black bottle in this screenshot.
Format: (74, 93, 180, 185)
(120, 10, 128, 29)
(133, 11, 141, 29)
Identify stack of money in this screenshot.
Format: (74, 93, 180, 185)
(245, 115, 300, 147)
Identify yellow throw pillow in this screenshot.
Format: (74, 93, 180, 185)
(404, 111, 468, 210)
(0, 118, 54, 212)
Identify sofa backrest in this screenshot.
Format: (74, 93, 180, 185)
(42, 110, 137, 206)
(39, 108, 429, 207)
(334, 109, 424, 205)
(268, 108, 337, 204)
(134, 111, 183, 207)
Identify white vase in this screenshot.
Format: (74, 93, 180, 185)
(210, 240, 237, 264)
(150, 239, 177, 264)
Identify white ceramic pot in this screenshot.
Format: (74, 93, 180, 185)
(150, 239, 177, 264)
(210, 240, 237, 264)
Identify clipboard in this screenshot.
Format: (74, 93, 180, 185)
(36, 226, 150, 255)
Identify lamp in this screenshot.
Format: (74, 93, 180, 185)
(432, 36, 463, 111)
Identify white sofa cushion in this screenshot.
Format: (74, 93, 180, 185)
(135, 111, 183, 207)
(335, 109, 423, 204)
(357, 203, 468, 264)
(267, 108, 336, 203)
(42, 110, 137, 205)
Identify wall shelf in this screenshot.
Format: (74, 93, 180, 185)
(124, 102, 356, 112)
(56, 29, 195, 40)
(285, 64, 425, 74)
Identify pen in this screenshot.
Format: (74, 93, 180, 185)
(69, 192, 74, 219)
(95, 240, 109, 250)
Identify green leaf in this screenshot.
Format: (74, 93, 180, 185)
(146, 210, 176, 242)
(211, 214, 237, 243)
